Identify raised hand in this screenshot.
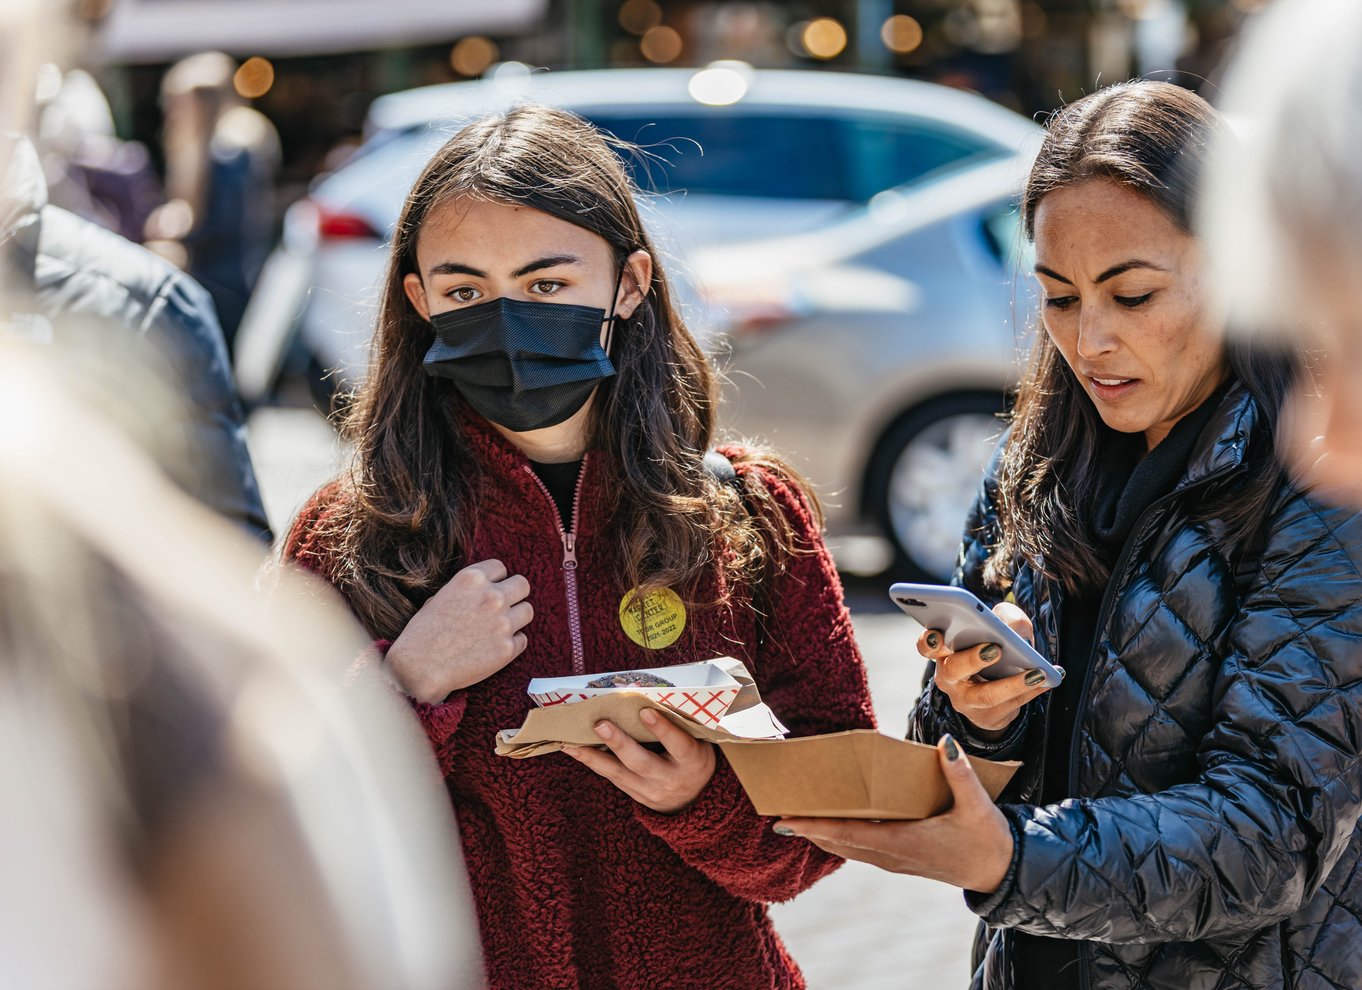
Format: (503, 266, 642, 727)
(386, 558, 533, 703)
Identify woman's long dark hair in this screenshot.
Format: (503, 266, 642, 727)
(985, 80, 1297, 596)
(305, 105, 815, 640)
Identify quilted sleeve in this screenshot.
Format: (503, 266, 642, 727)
(968, 489, 1362, 943)
(907, 433, 1036, 760)
(635, 456, 878, 903)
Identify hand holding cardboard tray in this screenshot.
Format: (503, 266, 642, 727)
(496, 657, 1020, 820)
(495, 657, 788, 758)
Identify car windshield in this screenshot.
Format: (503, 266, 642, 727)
(587, 111, 1003, 202)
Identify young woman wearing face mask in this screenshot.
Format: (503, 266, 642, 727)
(778, 81, 1362, 990)
(281, 105, 876, 990)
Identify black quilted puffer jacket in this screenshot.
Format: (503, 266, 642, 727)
(908, 382, 1362, 990)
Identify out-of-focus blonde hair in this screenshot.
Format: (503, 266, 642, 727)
(1200, 0, 1362, 334)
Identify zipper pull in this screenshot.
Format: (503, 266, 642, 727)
(561, 531, 578, 571)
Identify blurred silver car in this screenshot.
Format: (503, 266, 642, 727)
(236, 65, 1036, 395)
(690, 155, 1036, 580)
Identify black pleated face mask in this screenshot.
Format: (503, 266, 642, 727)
(421, 295, 619, 433)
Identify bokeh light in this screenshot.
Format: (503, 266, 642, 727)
(802, 17, 848, 60)
(641, 25, 683, 63)
(881, 14, 924, 54)
(450, 36, 499, 77)
(618, 0, 663, 36)
(688, 61, 752, 106)
(233, 57, 274, 99)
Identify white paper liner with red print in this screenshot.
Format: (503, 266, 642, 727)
(527, 660, 742, 729)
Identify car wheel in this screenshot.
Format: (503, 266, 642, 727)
(867, 392, 1006, 582)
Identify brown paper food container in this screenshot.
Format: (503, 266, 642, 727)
(717, 730, 1019, 820)
(496, 658, 1019, 820)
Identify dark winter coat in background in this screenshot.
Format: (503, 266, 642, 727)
(909, 382, 1362, 990)
(1, 133, 269, 540)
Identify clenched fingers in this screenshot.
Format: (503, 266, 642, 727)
(507, 600, 534, 633)
(466, 558, 509, 583)
(499, 573, 531, 605)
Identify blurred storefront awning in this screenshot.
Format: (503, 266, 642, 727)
(96, 0, 549, 63)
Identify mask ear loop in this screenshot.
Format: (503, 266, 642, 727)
(603, 260, 628, 357)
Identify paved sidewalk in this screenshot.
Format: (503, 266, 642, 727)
(770, 611, 977, 989)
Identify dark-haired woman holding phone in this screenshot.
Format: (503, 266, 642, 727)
(779, 80, 1362, 990)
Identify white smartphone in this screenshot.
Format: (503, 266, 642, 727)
(889, 582, 1064, 688)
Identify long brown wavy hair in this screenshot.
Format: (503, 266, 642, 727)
(309, 104, 817, 640)
(984, 80, 1297, 596)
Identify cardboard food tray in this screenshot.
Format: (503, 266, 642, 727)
(497, 657, 787, 759)
(717, 730, 1020, 820)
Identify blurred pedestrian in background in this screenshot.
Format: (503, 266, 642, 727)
(2, 128, 270, 539)
(144, 50, 279, 353)
(781, 80, 1362, 990)
(1201, 0, 1362, 509)
(1, 7, 268, 539)
(282, 104, 876, 990)
(35, 63, 164, 243)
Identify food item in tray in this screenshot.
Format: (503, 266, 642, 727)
(585, 670, 675, 689)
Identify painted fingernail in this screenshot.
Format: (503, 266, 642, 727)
(594, 722, 613, 740)
(943, 734, 961, 762)
(640, 708, 658, 726)
(925, 631, 941, 650)
(980, 644, 1001, 663)
(773, 825, 795, 836)
(1024, 669, 1046, 687)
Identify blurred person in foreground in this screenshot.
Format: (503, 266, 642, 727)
(144, 50, 279, 352)
(780, 80, 1362, 990)
(0, 7, 269, 540)
(1200, 0, 1362, 508)
(0, 337, 484, 990)
(0, 5, 481, 987)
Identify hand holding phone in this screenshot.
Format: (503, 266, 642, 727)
(891, 583, 1062, 735)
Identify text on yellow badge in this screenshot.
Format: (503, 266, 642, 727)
(619, 588, 687, 649)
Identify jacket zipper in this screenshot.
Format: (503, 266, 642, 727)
(1003, 589, 1057, 989)
(1058, 464, 1236, 990)
(524, 455, 590, 675)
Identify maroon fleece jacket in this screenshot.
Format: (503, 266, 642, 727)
(283, 418, 877, 990)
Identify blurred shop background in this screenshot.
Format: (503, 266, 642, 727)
(95, 0, 1256, 192)
(58, 0, 1271, 584)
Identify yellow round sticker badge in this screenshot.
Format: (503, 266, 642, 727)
(619, 588, 687, 649)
